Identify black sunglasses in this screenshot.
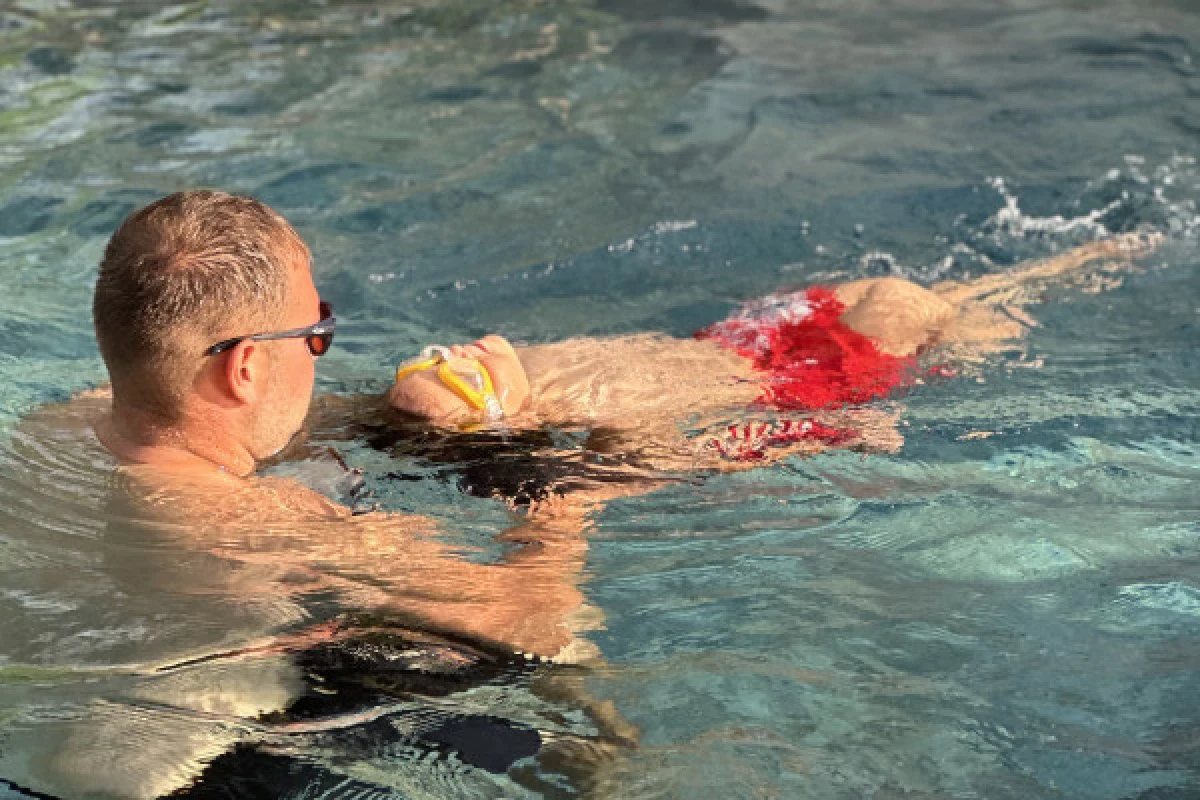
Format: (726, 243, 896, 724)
(205, 301, 336, 357)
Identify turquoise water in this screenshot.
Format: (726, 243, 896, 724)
(2, 0, 1200, 797)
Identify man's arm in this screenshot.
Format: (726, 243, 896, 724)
(126, 468, 593, 660)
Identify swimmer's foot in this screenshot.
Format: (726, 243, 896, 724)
(933, 231, 1163, 359)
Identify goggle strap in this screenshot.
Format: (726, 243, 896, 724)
(394, 348, 505, 419)
(437, 361, 497, 412)
(395, 356, 442, 383)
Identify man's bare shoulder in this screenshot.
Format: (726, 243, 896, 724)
(18, 385, 352, 528)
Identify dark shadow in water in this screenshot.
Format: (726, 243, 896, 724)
(353, 414, 659, 510)
(0, 777, 59, 800)
(158, 619, 625, 798)
(25, 46, 74, 75)
(609, 30, 728, 75)
(164, 626, 546, 796)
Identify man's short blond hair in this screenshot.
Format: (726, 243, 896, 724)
(93, 190, 310, 422)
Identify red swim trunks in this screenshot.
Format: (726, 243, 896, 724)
(697, 286, 914, 411)
(696, 287, 915, 460)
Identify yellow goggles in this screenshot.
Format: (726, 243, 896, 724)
(395, 345, 505, 421)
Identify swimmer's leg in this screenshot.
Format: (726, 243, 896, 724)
(933, 231, 1160, 308)
(932, 231, 1161, 356)
(831, 233, 1159, 360)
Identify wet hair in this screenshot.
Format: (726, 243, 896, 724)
(93, 190, 309, 421)
(361, 416, 655, 509)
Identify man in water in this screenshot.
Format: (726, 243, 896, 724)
(85, 188, 591, 654)
(2, 189, 616, 798)
(7, 189, 1149, 798)
(86, 188, 1156, 590)
(93, 190, 336, 498)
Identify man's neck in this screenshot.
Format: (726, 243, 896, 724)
(97, 402, 257, 477)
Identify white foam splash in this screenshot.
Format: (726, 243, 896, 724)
(859, 250, 900, 273)
(652, 219, 698, 235)
(858, 250, 959, 283)
(607, 219, 698, 255)
(934, 156, 1200, 277)
(986, 176, 1120, 239)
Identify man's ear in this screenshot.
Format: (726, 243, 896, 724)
(223, 340, 266, 405)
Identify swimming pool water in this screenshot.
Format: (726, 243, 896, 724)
(1, 0, 1199, 797)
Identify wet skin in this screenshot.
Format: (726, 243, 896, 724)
(386, 234, 1156, 473)
(5, 234, 1153, 799)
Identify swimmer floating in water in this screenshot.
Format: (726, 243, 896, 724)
(377, 232, 1158, 501)
(10, 191, 1158, 798)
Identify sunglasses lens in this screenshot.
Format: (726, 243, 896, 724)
(307, 301, 335, 356)
(307, 332, 333, 356)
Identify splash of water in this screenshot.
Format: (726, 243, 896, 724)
(986, 176, 1122, 239)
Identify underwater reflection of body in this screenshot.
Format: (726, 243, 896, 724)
(158, 620, 629, 799)
(0, 401, 630, 799)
